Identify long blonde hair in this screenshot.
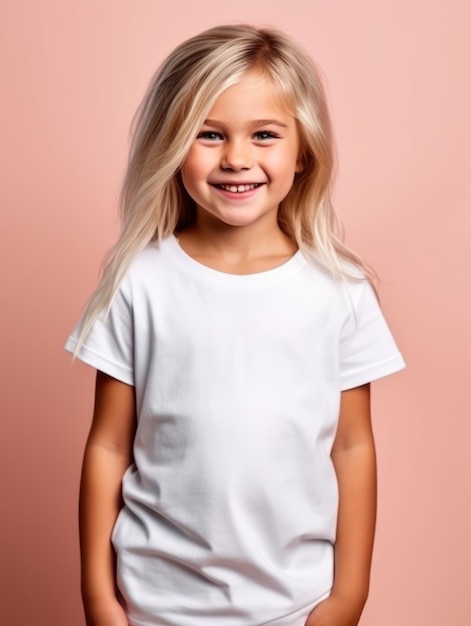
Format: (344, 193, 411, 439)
(75, 24, 366, 348)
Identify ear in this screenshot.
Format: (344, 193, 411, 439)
(295, 153, 306, 173)
(295, 146, 306, 173)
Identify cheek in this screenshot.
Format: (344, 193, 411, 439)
(180, 168, 190, 195)
(180, 152, 199, 190)
(181, 148, 213, 185)
(266, 151, 300, 181)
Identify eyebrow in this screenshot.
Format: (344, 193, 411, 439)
(203, 118, 288, 128)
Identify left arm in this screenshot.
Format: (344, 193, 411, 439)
(307, 384, 377, 626)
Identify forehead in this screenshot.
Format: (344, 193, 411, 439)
(206, 71, 295, 122)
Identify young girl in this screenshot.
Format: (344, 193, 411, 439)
(66, 24, 405, 626)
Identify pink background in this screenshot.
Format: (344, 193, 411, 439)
(1, 1, 470, 624)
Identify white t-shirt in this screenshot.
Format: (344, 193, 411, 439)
(66, 235, 405, 626)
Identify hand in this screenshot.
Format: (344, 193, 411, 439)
(84, 597, 129, 626)
(305, 593, 364, 626)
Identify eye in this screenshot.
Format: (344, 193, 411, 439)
(197, 131, 223, 141)
(253, 130, 279, 141)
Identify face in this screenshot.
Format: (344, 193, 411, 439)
(180, 72, 302, 232)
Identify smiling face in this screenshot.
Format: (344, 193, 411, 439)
(180, 72, 302, 233)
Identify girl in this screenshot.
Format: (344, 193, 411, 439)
(66, 24, 405, 626)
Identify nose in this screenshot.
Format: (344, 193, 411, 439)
(220, 140, 252, 171)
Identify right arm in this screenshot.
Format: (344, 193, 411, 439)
(79, 371, 137, 626)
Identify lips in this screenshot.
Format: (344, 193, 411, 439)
(211, 183, 263, 193)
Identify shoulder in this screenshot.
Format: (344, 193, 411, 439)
(120, 236, 176, 290)
(128, 237, 172, 272)
(301, 251, 371, 309)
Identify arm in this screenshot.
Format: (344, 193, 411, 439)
(79, 371, 137, 626)
(307, 384, 376, 626)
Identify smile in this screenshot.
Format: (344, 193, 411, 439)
(213, 183, 262, 193)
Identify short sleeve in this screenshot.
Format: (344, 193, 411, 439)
(64, 286, 134, 386)
(339, 280, 405, 391)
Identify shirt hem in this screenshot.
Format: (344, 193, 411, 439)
(257, 588, 331, 625)
(64, 337, 134, 386)
(340, 353, 405, 390)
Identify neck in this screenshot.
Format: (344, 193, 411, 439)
(175, 216, 298, 274)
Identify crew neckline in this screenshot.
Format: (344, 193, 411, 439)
(164, 234, 306, 287)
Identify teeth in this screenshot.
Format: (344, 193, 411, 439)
(219, 184, 259, 192)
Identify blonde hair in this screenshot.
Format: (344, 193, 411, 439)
(75, 23, 367, 348)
